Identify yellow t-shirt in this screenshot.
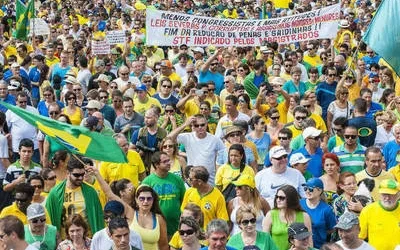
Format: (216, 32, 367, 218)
(0, 202, 52, 225)
(64, 186, 86, 219)
(285, 123, 303, 139)
(303, 54, 322, 67)
(181, 99, 200, 119)
(157, 72, 182, 91)
(389, 165, 400, 182)
(45, 57, 60, 67)
(359, 201, 400, 250)
(310, 113, 327, 133)
(258, 102, 288, 124)
(133, 96, 162, 115)
(181, 187, 229, 229)
(215, 164, 255, 190)
(100, 150, 146, 188)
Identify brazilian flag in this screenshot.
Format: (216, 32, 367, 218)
(0, 101, 127, 163)
(15, 0, 34, 40)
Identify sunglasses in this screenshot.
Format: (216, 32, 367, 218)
(71, 173, 85, 178)
(193, 123, 206, 128)
(43, 94, 52, 97)
(46, 175, 57, 181)
(344, 134, 357, 139)
(73, 88, 82, 91)
(138, 196, 153, 202)
(67, 97, 76, 100)
(241, 218, 256, 226)
(210, 63, 218, 66)
(270, 116, 280, 120)
(163, 144, 175, 149)
(304, 186, 315, 192)
(31, 218, 46, 224)
(275, 195, 286, 201)
(328, 74, 336, 77)
(49, 111, 60, 116)
(31, 185, 43, 189)
(278, 136, 288, 140)
(18, 101, 28, 104)
(162, 85, 172, 88)
(228, 132, 242, 137)
(179, 229, 195, 236)
(100, 96, 108, 99)
(273, 155, 287, 161)
(303, 105, 311, 108)
(165, 109, 174, 113)
(295, 116, 307, 121)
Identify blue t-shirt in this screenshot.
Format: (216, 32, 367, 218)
(254, 74, 265, 88)
(152, 93, 179, 109)
(366, 102, 383, 119)
(29, 66, 41, 99)
(300, 199, 336, 249)
(316, 81, 337, 121)
(294, 147, 324, 177)
(37, 100, 64, 117)
(246, 133, 271, 164)
(283, 80, 308, 99)
(347, 116, 377, 147)
(383, 140, 400, 170)
(131, 129, 157, 149)
(199, 70, 224, 95)
(0, 94, 16, 112)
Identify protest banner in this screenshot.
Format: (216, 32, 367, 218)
(91, 40, 110, 55)
(146, 3, 340, 47)
(29, 18, 50, 36)
(106, 30, 126, 45)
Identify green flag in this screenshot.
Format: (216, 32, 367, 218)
(363, 0, 400, 76)
(15, 0, 34, 40)
(0, 101, 127, 163)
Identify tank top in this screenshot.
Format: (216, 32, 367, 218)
(271, 209, 304, 250)
(24, 224, 57, 250)
(169, 157, 182, 177)
(229, 197, 264, 235)
(130, 211, 160, 250)
(63, 107, 82, 125)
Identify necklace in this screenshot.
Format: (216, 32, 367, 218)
(242, 233, 256, 245)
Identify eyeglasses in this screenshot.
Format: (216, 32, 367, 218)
(193, 123, 206, 128)
(73, 88, 82, 91)
(31, 218, 46, 224)
(162, 144, 175, 149)
(309, 136, 320, 141)
(295, 116, 307, 121)
(210, 63, 218, 66)
(179, 229, 195, 236)
(113, 100, 122, 103)
(304, 186, 315, 192)
(278, 136, 288, 140)
(43, 93, 52, 97)
(120, 72, 129, 76)
(328, 74, 336, 77)
(275, 195, 286, 201)
(273, 68, 281, 70)
(241, 218, 256, 226)
(224, 81, 231, 84)
(344, 134, 357, 139)
(273, 155, 287, 161)
(165, 109, 174, 113)
(46, 175, 57, 181)
(71, 173, 85, 178)
(49, 111, 60, 116)
(18, 101, 27, 104)
(285, 64, 293, 67)
(209, 88, 215, 91)
(67, 97, 76, 100)
(138, 196, 153, 202)
(162, 85, 172, 88)
(31, 185, 43, 189)
(270, 116, 280, 120)
(100, 96, 108, 99)
(228, 132, 242, 137)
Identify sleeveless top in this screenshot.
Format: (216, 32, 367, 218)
(130, 211, 160, 250)
(169, 157, 182, 177)
(63, 107, 82, 125)
(230, 197, 264, 235)
(24, 224, 57, 250)
(271, 209, 305, 250)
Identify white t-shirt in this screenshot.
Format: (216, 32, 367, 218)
(6, 105, 39, 152)
(336, 240, 375, 250)
(77, 68, 92, 94)
(91, 228, 144, 250)
(177, 132, 225, 185)
(255, 167, 306, 208)
(214, 112, 251, 139)
(0, 134, 9, 179)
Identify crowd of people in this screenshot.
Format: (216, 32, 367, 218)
(1, 0, 400, 249)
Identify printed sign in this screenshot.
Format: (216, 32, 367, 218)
(29, 18, 50, 36)
(91, 40, 110, 55)
(106, 30, 126, 45)
(146, 3, 340, 46)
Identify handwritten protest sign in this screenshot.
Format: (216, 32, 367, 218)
(146, 3, 340, 46)
(29, 18, 50, 36)
(91, 40, 110, 55)
(106, 30, 126, 45)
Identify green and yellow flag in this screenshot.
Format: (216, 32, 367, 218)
(0, 101, 127, 163)
(15, 0, 34, 40)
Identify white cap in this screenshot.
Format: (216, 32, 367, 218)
(302, 127, 322, 139)
(269, 146, 288, 160)
(289, 153, 310, 166)
(11, 62, 20, 68)
(192, 47, 204, 54)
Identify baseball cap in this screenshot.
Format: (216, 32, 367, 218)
(160, 60, 172, 68)
(8, 80, 21, 90)
(288, 222, 311, 240)
(104, 200, 125, 215)
(232, 174, 255, 189)
(95, 74, 110, 84)
(302, 177, 324, 189)
(224, 126, 242, 138)
(269, 146, 288, 160)
(192, 47, 204, 54)
(86, 100, 101, 110)
(95, 59, 105, 67)
(135, 83, 147, 92)
(289, 153, 310, 166)
(27, 203, 46, 220)
(11, 62, 20, 68)
(302, 127, 322, 139)
(111, 48, 120, 55)
(379, 179, 400, 195)
(335, 211, 359, 230)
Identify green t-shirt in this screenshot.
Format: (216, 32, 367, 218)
(227, 231, 278, 250)
(24, 224, 57, 250)
(142, 173, 186, 236)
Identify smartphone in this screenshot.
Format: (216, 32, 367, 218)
(195, 90, 204, 96)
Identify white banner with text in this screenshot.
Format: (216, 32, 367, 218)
(146, 4, 340, 46)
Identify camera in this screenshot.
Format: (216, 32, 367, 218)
(136, 141, 156, 152)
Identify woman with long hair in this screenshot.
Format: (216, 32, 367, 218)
(110, 178, 135, 208)
(177, 217, 205, 250)
(57, 214, 91, 250)
(49, 150, 70, 182)
(215, 144, 255, 192)
(327, 86, 353, 135)
(319, 153, 340, 206)
(228, 175, 270, 235)
(236, 63, 250, 84)
(111, 89, 124, 116)
(332, 172, 364, 218)
(62, 90, 83, 125)
(40, 168, 57, 196)
(159, 137, 186, 178)
(247, 115, 271, 167)
(379, 88, 395, 110)
(303, 90, 322, 116)
(379, 67, 395, 90)
(237, 93, 254, 118)
(37, 86, 64, 117)
(263, 185, 312, 250)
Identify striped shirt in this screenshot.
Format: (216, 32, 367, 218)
(332, 144, 366, 174)
(3, 160, 42, 186)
